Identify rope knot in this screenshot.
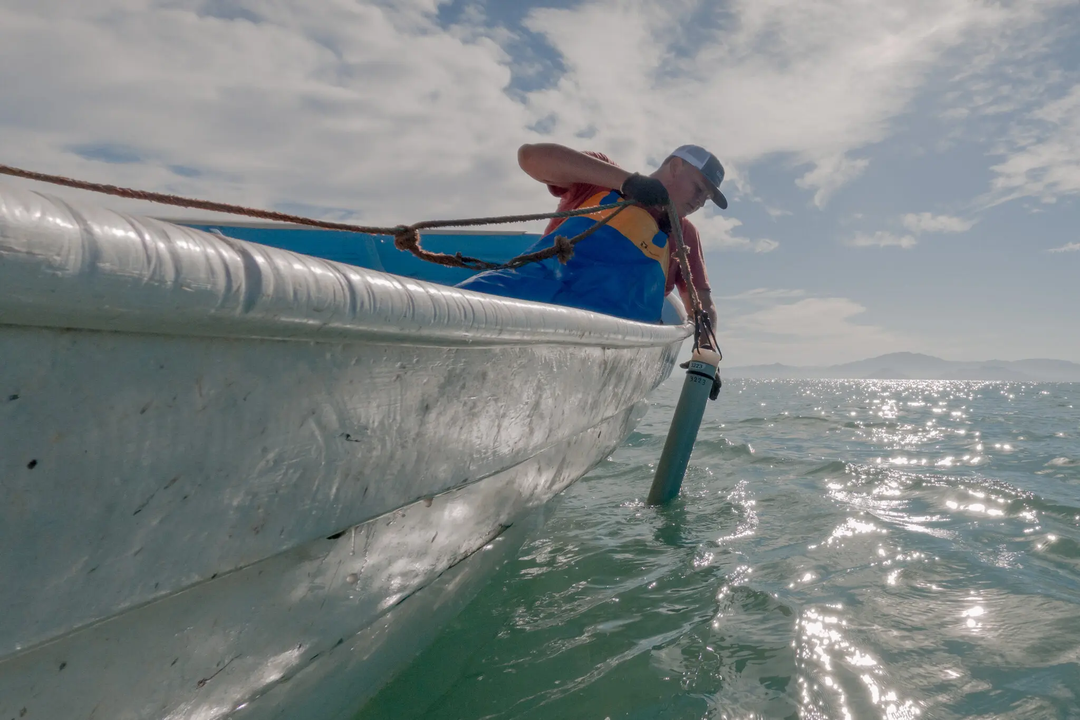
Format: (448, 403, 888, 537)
(393, 226, 420, 252)
(553, 234, 574, 264)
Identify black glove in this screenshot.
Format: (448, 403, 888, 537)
(620, 173, 670, 207)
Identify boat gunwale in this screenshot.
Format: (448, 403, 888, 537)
(0, 184, 693, 348)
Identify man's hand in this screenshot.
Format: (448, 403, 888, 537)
(621, 173, 670, 207)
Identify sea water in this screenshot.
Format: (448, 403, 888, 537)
(362, 377, 1080, 719)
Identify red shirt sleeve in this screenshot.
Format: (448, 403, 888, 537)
(666, 219, 711, 296)
(543, 151, 618, 236)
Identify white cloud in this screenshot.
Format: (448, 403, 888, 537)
(524, 0, 1063, 206)
(721, 295, 907, 365)
(901, 213, 976, 234)
(692, 213, 778, 253)
(848, 212, 972, 252)
(795, 155, 870, 208)
(0, 0, 1067, 228)
(848, 231, 918, 249)
(0, 0, 544, 224)
(987, 82, 1080, 206)
(736, 297, 869, 337)
(1048, 242, 1080, 253)
(938, 5, 1072, 125)
(718, 288, 806, 302)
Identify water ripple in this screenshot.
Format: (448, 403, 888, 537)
(364, 380, 1080, 720)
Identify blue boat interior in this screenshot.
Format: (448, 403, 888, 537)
(181, 223, 538, 287)
(181, 222, 685, 325)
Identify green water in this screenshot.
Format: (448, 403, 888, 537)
(363, 378, 1080, 719)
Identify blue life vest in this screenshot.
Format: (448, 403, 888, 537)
(456, 191, 670, 323)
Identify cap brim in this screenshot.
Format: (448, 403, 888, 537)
(712, 188, 728, 210)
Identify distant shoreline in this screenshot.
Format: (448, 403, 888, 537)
(723, 352, 1080, 382)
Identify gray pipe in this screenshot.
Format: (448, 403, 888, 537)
(647, 348, 721, 505)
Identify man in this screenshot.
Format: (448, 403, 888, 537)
(458, 142, 726, 326)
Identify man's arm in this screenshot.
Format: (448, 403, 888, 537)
(518, 143, 631, 191)
(679, 286, 719, 333)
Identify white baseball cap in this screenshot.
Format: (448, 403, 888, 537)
(669, 145, 728, 209)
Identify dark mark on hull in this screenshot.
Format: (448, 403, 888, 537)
(196, 655, 239, 688)
(133, 491, 157, 515)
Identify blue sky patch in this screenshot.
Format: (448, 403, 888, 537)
(69, 143, 145, 165)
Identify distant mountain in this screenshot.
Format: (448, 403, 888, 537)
(726, 352, 1080, 381)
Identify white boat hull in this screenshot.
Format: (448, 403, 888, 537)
(0, 184, 688, 718)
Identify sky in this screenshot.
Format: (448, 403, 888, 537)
(1, 0, 1078, 366)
